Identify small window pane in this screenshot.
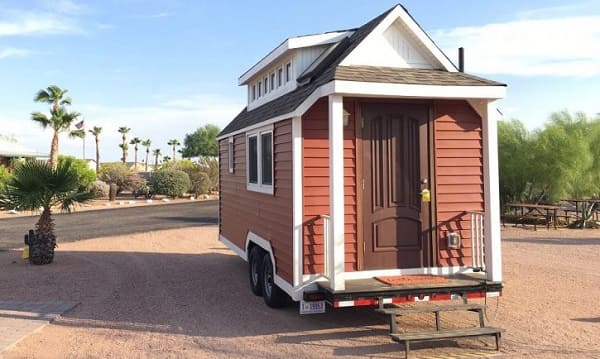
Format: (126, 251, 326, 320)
(261, 133, 272, 186)
(258, 81, 262, 97)
(278, 68, 283, 86)
(252, 85, 256, 100)
(270, 73, 275, 90)
(264, 77, 268, 93)
(286, 63, 291, 82)
(248, 136, 258, 184)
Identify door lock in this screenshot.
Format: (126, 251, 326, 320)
(420, 188, 431, 202)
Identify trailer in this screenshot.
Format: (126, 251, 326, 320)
(217, 4, 505, 318)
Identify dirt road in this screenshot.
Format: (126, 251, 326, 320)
(0, 226, 598, 358)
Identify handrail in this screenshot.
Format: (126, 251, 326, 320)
(468, 211, 485, 270)
(320, 214, 331, 280)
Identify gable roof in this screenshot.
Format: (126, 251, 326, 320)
(219, 4, 505, 138)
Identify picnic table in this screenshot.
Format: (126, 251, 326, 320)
(505, 203, 561, 230)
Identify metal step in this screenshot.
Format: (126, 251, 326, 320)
(390, 327, 503, 359)
(376, 303, 483, 315)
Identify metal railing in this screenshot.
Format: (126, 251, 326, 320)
(467, 211, 485, 270)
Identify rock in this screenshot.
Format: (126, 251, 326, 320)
(118, 201, 124, 205)
(8, 209, 18, 214)
(203, 194, 209, 199)
(190, 196, 195, 201)
(162, 198, 170, 202)
(146, 199, 153, 203)
(129, 200, 136, 205)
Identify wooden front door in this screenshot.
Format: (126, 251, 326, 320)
(361, 103, 431, 270)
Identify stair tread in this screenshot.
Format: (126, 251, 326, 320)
(391, 326, 503, 341)
(376, 303, 483, 315)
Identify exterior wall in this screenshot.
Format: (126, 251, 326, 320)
(294, 45, 329, 78)
(219, 119, 294, 283)
(433, 100, 484, 267)
(302, 97, 358, 274)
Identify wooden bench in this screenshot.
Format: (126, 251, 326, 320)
(390, 326, 504, 359)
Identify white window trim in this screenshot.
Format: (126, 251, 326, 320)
(246, 125, 274, 195)
(228, 137, 234, 173)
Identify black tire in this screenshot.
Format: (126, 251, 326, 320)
(261, 254, 289, 308)
(248, 246, 264, 296)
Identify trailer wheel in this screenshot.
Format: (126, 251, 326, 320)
(248, 246, 264, 296)
(261, 254, 288, 308)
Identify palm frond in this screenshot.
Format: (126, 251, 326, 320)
(70, 129, 85, 139)
(34, 89, 51, 103)
(60, 97, 72, 106)
(31, 112, 51, 128)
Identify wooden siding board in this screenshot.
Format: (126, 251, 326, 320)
(219, 119, 294, 284)
(433, 101, 484, 268)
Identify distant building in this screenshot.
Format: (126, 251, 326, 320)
(0, 139, 49, 169)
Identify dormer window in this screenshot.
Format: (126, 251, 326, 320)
(277, 68, 283, 87)
(285, 62, 292, 82)
(264, 77, 268, 93)
(252, 85, 256, 100)
(270, 73, 275, 91)
(258, 81, 262, 97)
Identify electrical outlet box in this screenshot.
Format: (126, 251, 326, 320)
(447, 232, 461, 249)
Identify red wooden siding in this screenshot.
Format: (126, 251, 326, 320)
(433, 100, 484, 267)
(302, 98, 358, 274)
(219, 120, 294, 283)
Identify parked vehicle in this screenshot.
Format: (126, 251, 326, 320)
(218, 4, 505, 313)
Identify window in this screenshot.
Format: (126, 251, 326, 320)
(258, 81, 262, 97)
(228, 138, 234, 173)
(285, 62, 292, 82)
(263, 77, 268, 94)
(246, 126, 274, 194)
(270, 73, 275, 91)
(251, 85, 256, 101)
(277, 67, 283, 87)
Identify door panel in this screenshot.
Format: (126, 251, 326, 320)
(362, 103, 431, 270)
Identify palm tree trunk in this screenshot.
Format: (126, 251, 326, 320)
(49, 131, 59, 170)
(145, 150, 149, 172)
(134, 148, 138, 171)
(154, 154, 159, 169)
(172, 146, 176, 161)
(95, 138, 100, 172)
(31, 208, 56, 265)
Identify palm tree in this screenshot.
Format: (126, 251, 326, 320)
(142, 139, 152, 172)
(0, 160, 94, 264)
(163, 155, 171, 163)
(118, 127, 130, 164)
(31, 86, 80, 169)
(168, 139, 180, 161)
(88, 126, 102, 172)
(130, 137, 142, 170)
(153, 149, 161, 169)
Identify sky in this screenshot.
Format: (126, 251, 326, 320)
(0, 0, 599, 161)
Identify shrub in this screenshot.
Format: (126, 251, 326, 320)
(90, 180, 110, 198)
(0, 165, 13, 192)
(98, 163, 131, 193)
(188, 170, 210, 196)
(58, 156, 96, 190)
(151, 170, 191, 198)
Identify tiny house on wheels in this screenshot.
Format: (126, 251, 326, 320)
(218, 4, 506, 313)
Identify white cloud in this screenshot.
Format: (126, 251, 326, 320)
(0, 47, 30, 59)
(0, 11, 81, 37)
(432, 16, 600, 77)
(148, 12, 173, 19)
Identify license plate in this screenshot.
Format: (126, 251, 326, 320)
(300, 300, 326, 314)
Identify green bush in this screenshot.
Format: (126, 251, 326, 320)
(98, 162, 131, 193)
(188, 170, 210, 196)
(58, 156, 96, 190)
(151, 170, 191, 198)
(0, 165, 13, 192)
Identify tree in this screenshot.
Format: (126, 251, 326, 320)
(118, 126, 130, 164)
(142, 139, 152, 172)
(163, 155, 171, 163)
(0, 160, 94, 264)
(181, 124, 220, 158)
(153, 149, 162, 170)
(88, 126, 102, 172)
(58, 155, 96, 190)
(168, 139, 180, 161)
(130, 137, 142, 170)
(31, 85, 81, 169)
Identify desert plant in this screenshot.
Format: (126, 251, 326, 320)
(153, 149, 161, 169)
(118, 126, 130, 164)
(151, 169, 191, 198)
(98, 162, 131, 193)
(88, 126, 102, 172)
(31, 85, 81, 169)
(0, 165, 13, 192)
(188, 170, 210, 196)
(90, 180, 110, 198)
(0, 160, 94, 264)
(130, 137, 142, 170)
(167, 139, 180, 161)
(142, 139, 152, 172)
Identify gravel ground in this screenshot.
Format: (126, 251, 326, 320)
(0, 226, 598, 358)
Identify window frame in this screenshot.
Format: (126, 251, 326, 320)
(246, 125, 274, 195)
(263, 76, 268, 94)
(228, 137, 234, 173)
(285, 62, 292, 82)
(277, 67, 283, 87)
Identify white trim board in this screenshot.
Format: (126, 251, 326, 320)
(217, 80, 504, 141)
(301, 266, 481, 282)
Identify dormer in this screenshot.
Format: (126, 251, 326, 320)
(239, 30, 354, 111)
